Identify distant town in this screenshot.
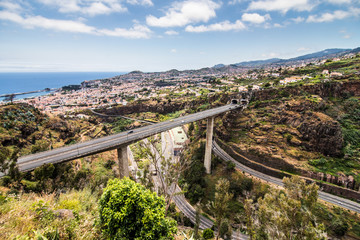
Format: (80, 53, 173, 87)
(2, 49, 357, 116)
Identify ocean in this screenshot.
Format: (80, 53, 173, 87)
(0, 72, 125, 101)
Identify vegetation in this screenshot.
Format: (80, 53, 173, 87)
(245, 176, 327, 240)
(99, 177, 177, 239)
(1, 54, 360, 240)
(209, 178, 233, 240)
(0, 187, 101, 239)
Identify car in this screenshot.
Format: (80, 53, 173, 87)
(152, 170, 157, 175)
(128, 130, 133, 134)
(181, 120, 185, 123)
(170, 119, 174, 122)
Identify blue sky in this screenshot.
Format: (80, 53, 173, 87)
(0, 0, 359, 72)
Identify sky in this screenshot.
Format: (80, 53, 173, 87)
(0, 0, 359, 72)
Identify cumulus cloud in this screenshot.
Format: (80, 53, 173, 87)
(146, 0, 220, 27)
(273, 23, 283, 27)
(292, 16, 305, 23)
(0, 11, 96, 33)
(126, 0, 153, 6)
(228, 0, 246, 4)
(36, 0, 154, 16)
(0, 1, 23, 12)
(0, 10, 152, 38)
(241, 13, 270, 24)
(326, 0, 352, 4)
(165, 30, 179, 35)
(307, 8, 360, 22)
(98, 24, 152, 38)
(185, 20, 246, 32)
(248, 0, 315, 13)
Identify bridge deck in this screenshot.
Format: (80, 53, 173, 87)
(2, 104, 240, 176)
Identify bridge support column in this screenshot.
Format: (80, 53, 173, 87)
(204, 117, 214, 174)
(117, 145, 129, 178)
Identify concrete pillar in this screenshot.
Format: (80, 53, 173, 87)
(204, 117, 214, 174)
(117, 145, 129, 178)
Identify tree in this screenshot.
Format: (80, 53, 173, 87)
(4, 94, 15, 103)
(202, 229, 214, 239)
(137, 136, 190, 215)
(245, 176, 327, 240)
(193, 204, 201, 240)
(208, 178, 234, 240)
(99, 177, 177, 240)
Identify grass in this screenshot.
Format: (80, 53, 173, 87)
(0, 188, 102, 240)
(308, 157, 360, 181)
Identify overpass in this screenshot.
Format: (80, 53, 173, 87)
(2, 98, 359, 216)
(0, 102, 241, 178)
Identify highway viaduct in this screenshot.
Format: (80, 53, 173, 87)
(1, 98, 359, 215)
(0, 101, 242, 178)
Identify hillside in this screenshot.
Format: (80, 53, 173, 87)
(220, 48, 356, 68)
(216, 56, 360, 191)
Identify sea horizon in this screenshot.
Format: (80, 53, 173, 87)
(0, 72, 126, 101)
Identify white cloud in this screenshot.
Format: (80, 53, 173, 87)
(185, 20, 246, 32)
(297, 47, 310, 52)
(326, 0, 352, 4)
(339, 30, 351, 39)
(241, 13, 270, 24)
(146, 0, 220, 27)
(262, 52, 279, 58)
(37, 0, 127, 16)
(0, 1, 23, 12)
(0, 11, 96, 33)
(165, 30, 179, 35)
(307, 8, 360, 22)
(228, 0, 246, 4)
(170, 49, 177, 53)
(98, 24, 152, 38)
(248, 0, 315, 13)
(0, 10, 152, 38)
(292, 16, 305, 23)
(126, 0, 153, 6)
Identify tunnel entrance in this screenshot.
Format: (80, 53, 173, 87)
(231, 99, 239, 104)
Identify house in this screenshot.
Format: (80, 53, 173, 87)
(322, 69, 329, 75)
(330, 72, 343, 77)
(170, 127, 189, 156)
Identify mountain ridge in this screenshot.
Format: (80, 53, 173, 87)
(213, 47, 357, 69)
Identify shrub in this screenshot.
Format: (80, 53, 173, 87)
(99, 178, 177, 239)
(331, 218, 349, 237)
(202, 228, 214, 239)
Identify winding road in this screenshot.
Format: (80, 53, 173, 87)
(212, 141, 360, 214)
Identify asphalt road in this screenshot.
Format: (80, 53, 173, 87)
(212, 141, 360, 214)
(159, 131, 248, 240)
(0, 104, 241, 177)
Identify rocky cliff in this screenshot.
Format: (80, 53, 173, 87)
(217, 81, 360, 190)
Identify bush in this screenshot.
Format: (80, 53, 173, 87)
(203, 228, 214, 239)
(99, 178, 177, 239)
(331, 218, 349, 237)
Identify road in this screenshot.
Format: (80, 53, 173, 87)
(159, 130, 248, 239)
(212, 141, 360, 214)
(0, 104, 241, 177)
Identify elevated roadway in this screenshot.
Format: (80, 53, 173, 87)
(0, 104, 240, 177)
